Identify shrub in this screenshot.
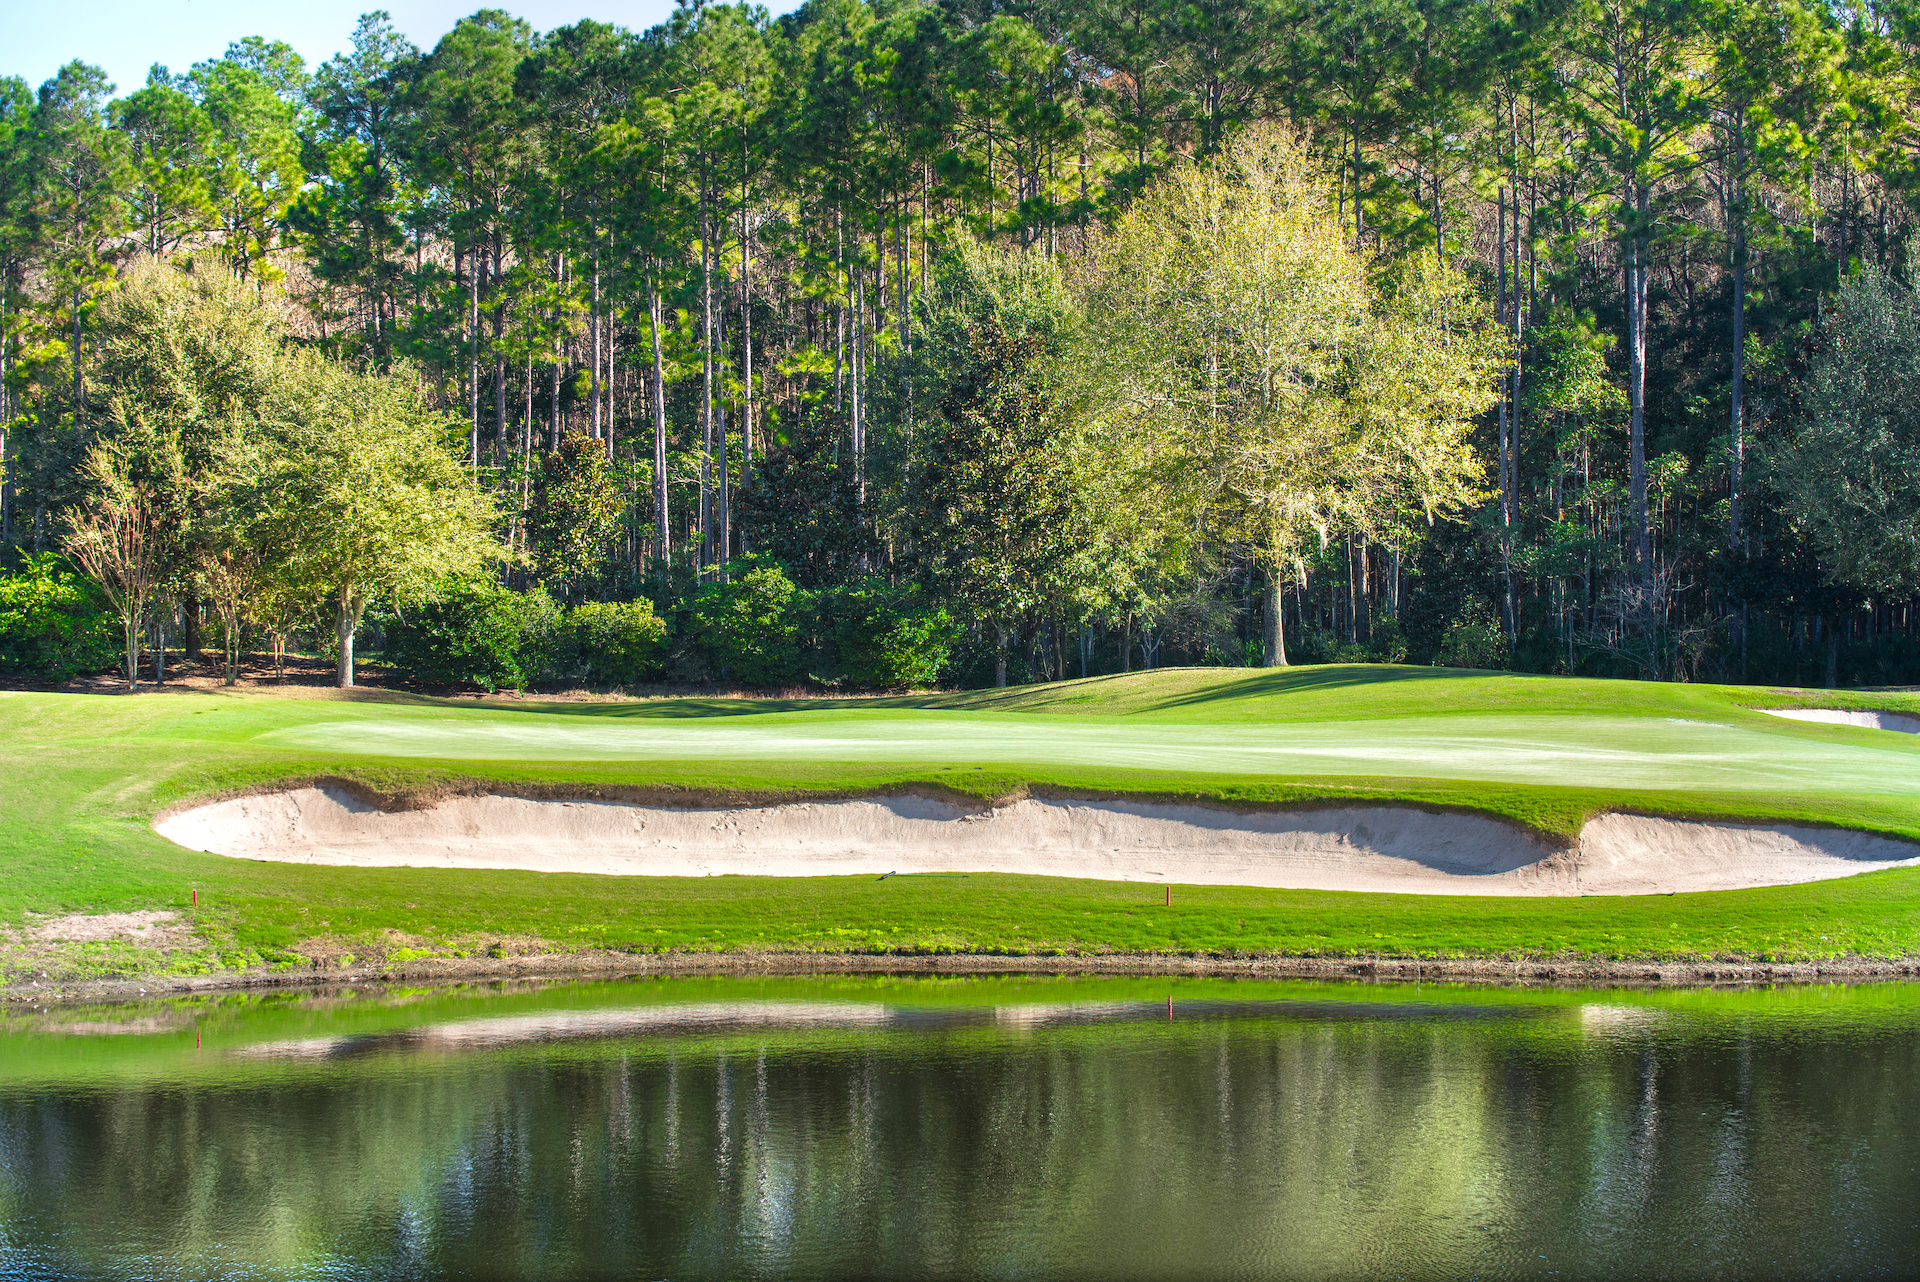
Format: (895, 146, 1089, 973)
(0, 554, 119, 680)
(567, 599, 669, 685)
(689, 563, 805, 685)
(384, 578, 560, 692)
(1434, 619, 1507, 670)
(819, 578, 956, 689)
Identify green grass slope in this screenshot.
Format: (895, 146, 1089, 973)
(4, 664, 1919, 981)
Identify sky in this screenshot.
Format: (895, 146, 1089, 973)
(3, 0, 802, 97)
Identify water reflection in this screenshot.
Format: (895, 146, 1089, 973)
(1, 977, 1916, 1280)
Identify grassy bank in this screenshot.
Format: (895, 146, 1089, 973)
(5, 664, 1920, 988)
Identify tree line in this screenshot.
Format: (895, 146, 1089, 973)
(4, 0, 1919, 689)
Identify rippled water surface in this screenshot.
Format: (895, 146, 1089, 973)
(2, 974, 1918, 1280)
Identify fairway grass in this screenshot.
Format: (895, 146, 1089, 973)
(7, 664, 1920, 988)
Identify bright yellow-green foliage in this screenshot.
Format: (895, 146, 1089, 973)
(5, 664, 1920, 979)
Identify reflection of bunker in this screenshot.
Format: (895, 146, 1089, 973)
(156, 787, 1920, 897)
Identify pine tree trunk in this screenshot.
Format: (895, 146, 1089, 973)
(1729, 148, 1747, 552)
(72, 283, 84, 410)
(717, 308, 730, 578)
(549, 253, 563, 453)
(740, 196, 754, 540)
(468, 237, 480, 468)
(648, 268, 670, 575)
(591, 235, 603, 441)
(1627, 182, 1654, 602)
(700, 183, 714, 574)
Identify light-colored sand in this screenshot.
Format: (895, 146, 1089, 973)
(155, 788, 1920, 896)
(1760, 707, 1920, 734)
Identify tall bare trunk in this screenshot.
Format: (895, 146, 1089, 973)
(1626, 181, 1653, 599)
(72, 283, 83, 411)
(467, 237, 480, 468)
(833, 212, 844, 415)
(740, 195, 753, 550)
(549, 254, 563, 453)
(648, 267, 670, 576)
(1729, 152, 1747, 552)
(717, 308, 730, 578)
(1497, 187, 1516, 640)
(591, 233, 603, 441)
(699, 182, 714, 574)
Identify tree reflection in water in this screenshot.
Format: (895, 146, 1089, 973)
(0, 980, 1916, 1280)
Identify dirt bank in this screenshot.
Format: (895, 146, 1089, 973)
(7, 946, 1920, 1008)
(156, 787, 1920, 896)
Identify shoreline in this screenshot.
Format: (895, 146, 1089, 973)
(9, 947, 1919, 1006)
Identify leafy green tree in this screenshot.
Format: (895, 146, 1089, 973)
(86, 259, 288, 669)
(0, 552, 116, 679)
(1556, 0, 1711, 599)
(26, 61, 132, 412)
(61, 440, 164, 689)
(896, 243, 1096, 687)
(384, 575, 559, 692)
(529, 430, 623, 601)
(1083, 125, 1500, 665)
(259, 352, 496, 687)
(296, 12, 422, 357)
(566, 598, 668, 684)
(819, 576, 954, 689)
(689, 560, 804, 684)
(1702, 0, 1834, 549)
(111, 70, 214, 257)
(414, 10, 536, 464)
(1774, 265, 1920, 601)
(735, 408, 874, 587)
(0, 74, 36, 543)
(186, 40, 308, 280)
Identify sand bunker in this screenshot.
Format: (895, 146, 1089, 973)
(154, 788, 1920, 896)
(1760, 708, 1920, 734)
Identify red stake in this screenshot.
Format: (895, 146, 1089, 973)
(1164, 884, 1171, 907)
(191, 889, 197, 910)
(1167, 995, 1174, 1021)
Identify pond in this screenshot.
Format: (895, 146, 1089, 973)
(1, 973, 1916, 1280)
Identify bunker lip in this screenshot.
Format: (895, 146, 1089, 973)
(1758, 708, 1920, 734)
(156, 786, 1920, 898)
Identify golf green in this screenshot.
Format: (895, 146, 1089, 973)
(260, 709, 1920, 794)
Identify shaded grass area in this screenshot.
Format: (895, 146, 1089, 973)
(5, 665, 1920, 983)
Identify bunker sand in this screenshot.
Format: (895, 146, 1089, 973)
(157, 788, 1920, 897)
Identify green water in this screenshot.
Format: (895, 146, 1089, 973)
(2, 974, 1917, 1279)
(259, 710, 1920, 794)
